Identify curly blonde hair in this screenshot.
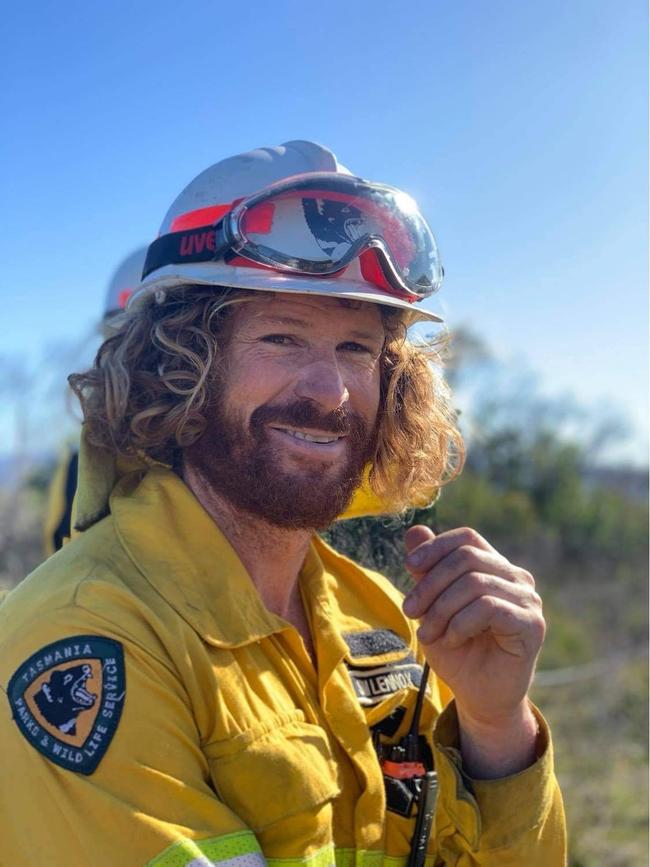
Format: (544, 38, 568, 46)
(70, 285, 464, 513)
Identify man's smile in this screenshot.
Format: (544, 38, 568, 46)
(267, 425, 348, 454)
(269, 424, 346, 444)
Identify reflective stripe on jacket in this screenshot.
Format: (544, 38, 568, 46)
(0, 467, 566, 866)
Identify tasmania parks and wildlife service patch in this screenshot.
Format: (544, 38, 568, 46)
(7, 635, 125, 775)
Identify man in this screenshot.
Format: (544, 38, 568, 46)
(0, 141, 565, 865)
(43, 246, 148, 556)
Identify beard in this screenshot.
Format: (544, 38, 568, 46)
(183, 397, 377, 530)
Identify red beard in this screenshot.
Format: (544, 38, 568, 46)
(183, 398, 377, 530)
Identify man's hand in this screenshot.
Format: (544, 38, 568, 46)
(402, 525, 544, 778)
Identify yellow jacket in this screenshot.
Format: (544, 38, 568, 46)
(0, 467, 565, 866)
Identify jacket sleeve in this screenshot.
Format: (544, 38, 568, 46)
(0, 606, 266, 867)
(431, 698, 567, 865)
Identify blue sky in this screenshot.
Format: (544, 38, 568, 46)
(1, 0, 647, 463)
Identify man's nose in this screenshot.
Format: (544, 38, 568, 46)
(294, 356, 350, 412)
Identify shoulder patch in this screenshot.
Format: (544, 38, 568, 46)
(7, 635, 125, 775)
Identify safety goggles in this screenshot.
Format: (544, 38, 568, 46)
(143, 173, 443, 301)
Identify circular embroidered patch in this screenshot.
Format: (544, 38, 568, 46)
(7, 635, 126, 775)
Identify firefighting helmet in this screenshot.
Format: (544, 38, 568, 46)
(137, 140, 444, 323)
(103, 246, 148, 321)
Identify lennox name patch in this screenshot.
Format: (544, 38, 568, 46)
(7, 635, 126, 775)
(347, 657, 423, 706)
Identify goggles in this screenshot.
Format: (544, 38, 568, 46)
(143, 173, 443, 302)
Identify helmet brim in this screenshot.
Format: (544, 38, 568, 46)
(132, 261, 443, 325)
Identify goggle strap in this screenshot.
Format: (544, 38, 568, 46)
(142, 223, 229, 279)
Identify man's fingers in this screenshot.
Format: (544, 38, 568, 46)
(403, 545, 518, 618)
(415, 573, 542, 644)
(433, 596, 545, 656)
(404, 524, 435, 556)
(404, 526, 497, 577)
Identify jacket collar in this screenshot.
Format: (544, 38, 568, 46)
(103, 459, 412, 661)
(110, 467, 288, 647)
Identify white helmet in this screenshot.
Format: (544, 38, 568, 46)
(103, 246, 148, 320)
(136, 140, 443, 323)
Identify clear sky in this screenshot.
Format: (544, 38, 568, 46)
(1, 0, 647, 464)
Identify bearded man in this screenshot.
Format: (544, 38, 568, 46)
(0, 141, 565, 866)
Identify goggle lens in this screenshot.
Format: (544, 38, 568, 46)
(235, 178, 441, 297)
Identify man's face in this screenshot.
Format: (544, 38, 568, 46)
(184, 293, 385, 529)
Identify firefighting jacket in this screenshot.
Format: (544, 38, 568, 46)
(0, 466, 566, 866)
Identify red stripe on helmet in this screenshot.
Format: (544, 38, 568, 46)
(118, 288, 133, 309)
(170, 204, 232, 232)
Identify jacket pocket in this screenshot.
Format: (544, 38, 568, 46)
(204, 709, 341, 831)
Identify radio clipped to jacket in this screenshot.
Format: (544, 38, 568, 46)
(372, 662, 438, 867)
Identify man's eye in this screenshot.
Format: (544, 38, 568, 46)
(260, 334, 294, 345)
(339, 341, 372, 354)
